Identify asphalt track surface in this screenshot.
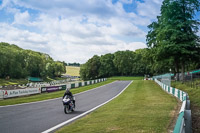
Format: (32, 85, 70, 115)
(0, 81, 131, 133)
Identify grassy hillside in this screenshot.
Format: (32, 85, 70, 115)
(57, 80, 178, 133)
(66, 66, 80, 76)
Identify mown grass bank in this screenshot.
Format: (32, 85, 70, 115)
(66, 66, 80, 76)
(0, 80, 114, 106)
(171, 81, 200, 133)
(57, 80, 178, 133)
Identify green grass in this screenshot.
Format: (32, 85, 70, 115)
(109, 76, 144, 80)
(0, 77, 67, 86)
(56, 80, 178, 133)
(171, 81, 200, 107)
(0, 80, 114, 106)
(45, 77, 67, 82)
(0, 78, 28, 86)
(66, 66, 80, 76)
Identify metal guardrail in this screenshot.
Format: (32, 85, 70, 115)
(154, 79, 192, 133)
(0, 78, 107, 99)
(0, 79, 71, 89)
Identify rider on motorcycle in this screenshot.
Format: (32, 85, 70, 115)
(63, 89, 75, 108)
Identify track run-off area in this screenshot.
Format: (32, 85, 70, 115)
(0, 80, 179, 133)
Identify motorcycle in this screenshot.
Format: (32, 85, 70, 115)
(62, 95, 75, 114)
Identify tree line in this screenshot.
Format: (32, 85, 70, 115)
(0, 42, 66, 79)
(80, 0, 200, 81)
(80, 49, 165, 80)
(80, 47, 200, 80)
(67, 63, 80, 67)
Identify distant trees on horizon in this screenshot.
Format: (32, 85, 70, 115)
(0, 42, 66, 79)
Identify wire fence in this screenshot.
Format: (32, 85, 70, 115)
(153, 73, 171, 87)
(175, 68, 200, 89)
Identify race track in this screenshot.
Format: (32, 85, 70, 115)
(0, 81, 131, 133)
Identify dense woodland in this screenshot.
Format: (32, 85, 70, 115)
(80, 0, 200, 80)
(0, 42, 66, 79)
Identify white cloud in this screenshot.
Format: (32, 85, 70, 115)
(0, 23, 49, 52)
(0, 0, 158, 63)
(11, 0, 117, 18)
(0, 0, 10, 9)
(136, 0, 163, 19)
(13, 11, 30, 25)
(119, 0, 133, 4)
(107, 18, 146, 37)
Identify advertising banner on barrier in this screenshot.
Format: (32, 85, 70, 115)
(3, 88, 40, 98)
(41, 85, 66, 93)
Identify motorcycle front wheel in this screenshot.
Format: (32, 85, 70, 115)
(64, 105, 70, 114)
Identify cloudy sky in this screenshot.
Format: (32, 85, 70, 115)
(0, 0, 199, 63)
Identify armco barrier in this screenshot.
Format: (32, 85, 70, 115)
(0, 78, 107, 99)
(154, 79, 191, 133)
(0, 90, 3, 99)
(68, 78, 107, 90)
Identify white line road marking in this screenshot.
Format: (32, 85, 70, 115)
(42, 81, 133, 133)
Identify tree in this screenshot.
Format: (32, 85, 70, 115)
(113, 50, 134, 76)
(80, 55, 101, 80)
(146, 0, 200, 81)
(132, 49, 153, 76)
(80, 63, 88, 80)
(0, 42, 65, 79)
(99, 53, 117, 77)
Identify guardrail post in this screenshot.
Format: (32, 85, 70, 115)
(186, 100, 190, 110)
(184, 110, 192, 133)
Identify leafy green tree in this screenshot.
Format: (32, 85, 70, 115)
(87, 55, 101, 79)
(80, 63, 88, 80)
(99, 53, 117, 77)
(132, 49, 153, 76)
(80, 55, 101, 80)
(113, 50, 134, 76)
(146, 0, 200, 81)
(0, 42, 66, 79)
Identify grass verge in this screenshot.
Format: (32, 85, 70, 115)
(0, 80, 114, 106)
(0, 77, 67, 86)
(0, 78, 28, 86)
(171, 81, 200, 133)
(109, 76, 143, 80)
(56, 80, 178, 133)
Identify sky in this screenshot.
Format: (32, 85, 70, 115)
(0, 0, 199, 63)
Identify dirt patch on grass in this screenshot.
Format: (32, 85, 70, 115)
(191, 104, 200, 133)
(167, 99, 182, 133)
